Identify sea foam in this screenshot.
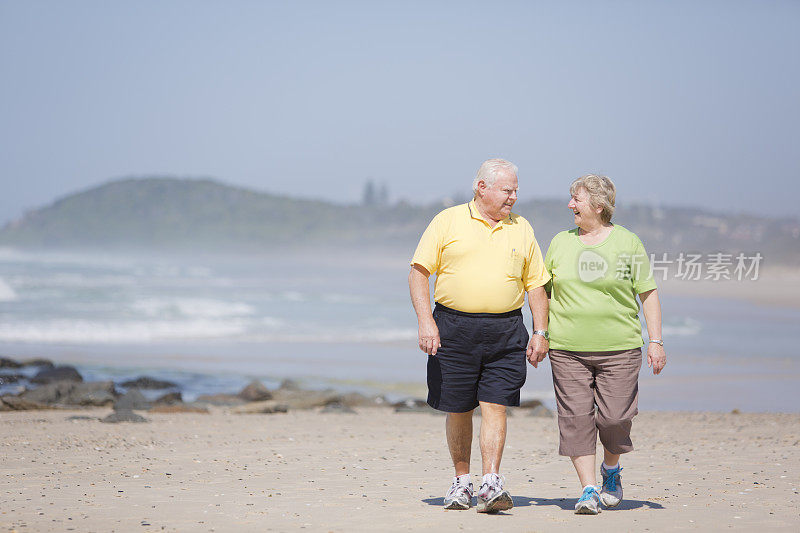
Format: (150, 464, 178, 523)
(130, 297, 256, 319)
(0, 277, 18, 302)
(0, 319, 248, 343)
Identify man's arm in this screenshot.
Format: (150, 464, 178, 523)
(640, 288, 666, 375)
(409, 263, 440, 355)
(526, 286, 549, 368)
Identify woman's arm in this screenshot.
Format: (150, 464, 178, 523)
(639, 288, 666, 375)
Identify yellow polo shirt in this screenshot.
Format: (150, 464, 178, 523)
(411, 200, 550, 313)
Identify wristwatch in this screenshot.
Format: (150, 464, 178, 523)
(649, 339, 664, 346)
(533, 330, 549, 340)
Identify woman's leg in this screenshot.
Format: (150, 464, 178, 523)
(603, 449, 621, 468)
(549, 350, 598, 485)
(570, 454, 597, 486)
(594, 348, 642, 456)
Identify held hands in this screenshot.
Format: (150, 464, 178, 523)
(418, 317, 441, 355)
(647, 343, 667, 375)
(526, 334, 549, 368)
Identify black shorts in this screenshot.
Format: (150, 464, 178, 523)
(427, 304, 529, 413)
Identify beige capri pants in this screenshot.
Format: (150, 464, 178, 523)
(549, 348, 642, 457)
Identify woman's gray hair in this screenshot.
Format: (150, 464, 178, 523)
(570, 174, 616, 223)
(472, 159, 518, 194)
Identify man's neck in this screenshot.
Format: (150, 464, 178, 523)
(472, 198, 502, 227)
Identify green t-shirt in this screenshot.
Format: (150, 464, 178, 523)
(544, 225, 657, 351)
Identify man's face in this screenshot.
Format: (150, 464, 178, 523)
(477, 169, 518, 222)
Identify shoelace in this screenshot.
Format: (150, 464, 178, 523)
(446, 481, 473, 499)
(578, 486, 599, 502)
(602, 466, 622, 492)
(479, 474, 505, 498)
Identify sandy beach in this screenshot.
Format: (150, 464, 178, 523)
(659, 268, 800, 310)
(1, 408, 798, 532)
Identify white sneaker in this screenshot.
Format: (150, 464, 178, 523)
(574, 485, 602, 515)
(476, 473, 513, 513)
(443, 476, 473, 510)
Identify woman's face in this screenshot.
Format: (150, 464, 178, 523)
(567, 187, 601, 227)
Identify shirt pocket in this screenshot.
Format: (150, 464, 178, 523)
(508, 249, 525, 279)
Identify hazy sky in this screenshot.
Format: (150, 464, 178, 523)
(1, 0, 798, 224)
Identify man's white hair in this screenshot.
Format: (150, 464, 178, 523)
(472, 158, 519, 194)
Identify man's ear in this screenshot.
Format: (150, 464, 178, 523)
(476, 179, 486, 196)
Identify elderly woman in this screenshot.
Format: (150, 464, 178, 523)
(540, 174, 666, 514)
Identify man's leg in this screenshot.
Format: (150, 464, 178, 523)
(446, 410, 474, 475)
(474, 401, 513, 513)
(478, 401, 506, 475)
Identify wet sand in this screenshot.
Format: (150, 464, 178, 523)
(659, 267, 800, 310)
(1, 409, 798, 532)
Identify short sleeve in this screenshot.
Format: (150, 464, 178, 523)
(543, 237, 554, 296)
(631, 235, 657, 294)
(522, 225, 551, 292)
(410, 214, 444, 275)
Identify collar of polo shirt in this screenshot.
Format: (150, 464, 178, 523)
(468, 200, 515, 227)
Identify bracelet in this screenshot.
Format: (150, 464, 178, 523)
(649, 339, 664, 346)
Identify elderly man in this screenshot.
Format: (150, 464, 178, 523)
(409, 158, 550, 513)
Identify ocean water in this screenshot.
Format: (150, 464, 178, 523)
(0, 247, 798, 412)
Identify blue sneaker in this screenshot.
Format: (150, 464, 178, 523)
(600, 464, 623, 508)
(574, 485, 601, 514)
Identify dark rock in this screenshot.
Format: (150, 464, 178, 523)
(270, 388, 342, 410)
(20, 380, 116, 407)
(101, 409, 148, 423)
(518, 399, 553, 417)
(21, 358, 54, 369)
(393, 398, 442, 414)
(320, 402, 356, 414)
(238, 380, 273, 402)
(526, 405, 553, 417)
(340, 392, 388, 407)
(278, 378, 301, 391)
(231, 400, 289, 414)
(70, 381, 117, 406)
(120, 376, 179, 389)
(153, 391, 183, 406)
(194, 393, 246, 406)
(114, 389, 151, 410)
(31, 365, 83, 384)
(20, 381, 75, 404)
(149, 404, 209, 414)
(1, 396, 50, 411)
(0, 373, 24, 385)
(0, 357, 22, 369)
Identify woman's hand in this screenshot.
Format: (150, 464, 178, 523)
(647, 342, 666, 375)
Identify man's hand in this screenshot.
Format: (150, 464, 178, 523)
(526, 333, 549, 368)
(409, 264, 440, 356)
(647, 343, 666, 375)
(418, 317, 441, 355)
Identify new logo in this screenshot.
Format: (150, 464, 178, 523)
(578, 250, 608, 282)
